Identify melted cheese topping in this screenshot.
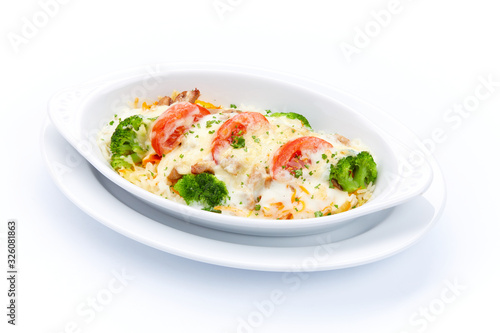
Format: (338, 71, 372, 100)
(98, 99, 375, 220)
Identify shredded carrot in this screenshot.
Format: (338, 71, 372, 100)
(261, 207, 272, 217)
(142, 154, 162, 166)
(133, 97, 139, 108)
(299, 185, 310, 195)
(287, 185, 305, 212)
(195, 100, 221, 109)
(287, 185, 298, 204)
(271, 202, 285, 210)
(278, 211, 294, 220)
(295, 200, 305, 212)
(321, 207, 332, 216)
(142, 101, 152, 110)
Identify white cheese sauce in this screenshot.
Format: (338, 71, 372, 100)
(98, 101, 375, 219)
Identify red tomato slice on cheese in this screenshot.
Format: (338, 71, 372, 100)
(212, 112, 269, 164)
(151, 102, 210, 156)
(271, 136, 333, 179)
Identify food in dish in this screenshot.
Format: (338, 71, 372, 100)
(98, 89, 377, 219)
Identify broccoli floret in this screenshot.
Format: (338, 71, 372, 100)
(110, 156, 133, 170)
(109, 115, 152, 170)
(173, 173, 229, 210)
(329, 151, 377, 192)
(269, 112, 312, 130)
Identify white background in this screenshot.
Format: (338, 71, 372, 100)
(2, 0, 500, 332)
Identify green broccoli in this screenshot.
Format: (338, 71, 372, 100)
(329, 151, 377, 192)
(269, 112, 313, 130)
(109, 115, 153, 170)
(173, 173, 229, 210)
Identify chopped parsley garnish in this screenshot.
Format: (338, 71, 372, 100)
(314, 211, 323, 217)
(255, 204, 261, 211)
(252, 135, 260, 143)
(230, 136, 245, 149)
(230, 104, 237, 109)
(293, 169, 303, 178)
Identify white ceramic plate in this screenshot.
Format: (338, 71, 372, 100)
(42, 120, 445, 272)
(47, 64, 434, 236)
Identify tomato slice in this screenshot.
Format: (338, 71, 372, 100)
(271, 136, 333, 179)
(151, 102, 210, 156)
(212, 112, 269, 164)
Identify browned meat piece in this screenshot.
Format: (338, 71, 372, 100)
(191, 161, 215, 175)
(248, 164, 272, 192)
(167, 168, 183, 183)
(158, 96, 173, 106)
(219, 157, 242, 175)
(334, 134, 350, 145)
(330, 178, 343, 191)
(265, 176, 272, 188)
(174, 88, 200, 104)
